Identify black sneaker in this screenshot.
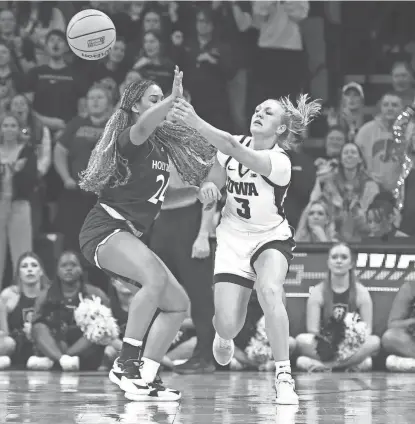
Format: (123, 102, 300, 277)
(173, 356, 215, 375)
(125, 373, 181, 402)
(109, 357, 150, 396)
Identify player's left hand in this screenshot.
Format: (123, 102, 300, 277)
(171, 98, 198, 127)
(191, 234, 211, 259)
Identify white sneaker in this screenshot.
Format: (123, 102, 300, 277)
(275, 374, 299, 405)
(386, 355, 415, 372)
(212, 333, 234, 366)
(0, 356, 11, 369)
(59, 355, 80, 372)
(26, 356, 54, 370)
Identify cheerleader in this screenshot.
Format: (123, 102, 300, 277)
(171, 94, 321, 405)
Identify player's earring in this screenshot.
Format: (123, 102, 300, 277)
(276, 124, 287, 135)
(131, 104, 139, 113)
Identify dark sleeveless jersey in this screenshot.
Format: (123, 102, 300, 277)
(99, 127, 170, 233)
(332, 288, 351, 321)
(8, 293, 36, 333)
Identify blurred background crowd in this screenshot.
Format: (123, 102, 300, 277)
(1, 0, 415, 375)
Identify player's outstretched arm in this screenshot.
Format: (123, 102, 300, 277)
(130, 66, 183, 146)
(171, 98, 281, 180)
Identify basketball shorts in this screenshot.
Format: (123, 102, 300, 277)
(79, 203, 145, 271)
(213, 223, 295, 289)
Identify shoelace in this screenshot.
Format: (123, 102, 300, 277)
(123, 359, 144, 378)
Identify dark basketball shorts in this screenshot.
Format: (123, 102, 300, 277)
(213, 223, 296, 289)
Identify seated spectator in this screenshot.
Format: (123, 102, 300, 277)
(131, 30, 175, 94)
(391, 61, 415, 107)
(230, 290, 296, 371)
(365, 191, 408, 239)
(296, 199, 337, 242)
(296, 243, 380, 372)
(317, 126, 347, 163)
(0, 113, 38, 288)
(117, 70, 142, 104)
(382, 281, 415, 372)
(309, 143, 379, 241)
(355, 92, 413, 192)
(0, 252, 49, 369)
(327, 83, 372, 143)
(31, 251, 109, 371)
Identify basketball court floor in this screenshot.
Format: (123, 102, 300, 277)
(0, 371, 413, 423)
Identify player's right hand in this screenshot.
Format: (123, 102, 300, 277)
(171, 65, 183, 99)
(198, 182, 221, 205)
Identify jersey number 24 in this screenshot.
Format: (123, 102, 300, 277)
(148, 174, 169, 204)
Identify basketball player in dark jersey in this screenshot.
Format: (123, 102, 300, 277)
(171, 94, 321, 405)
(78, 68, 191, 401)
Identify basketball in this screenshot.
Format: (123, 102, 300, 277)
(66, 9, 116, 61)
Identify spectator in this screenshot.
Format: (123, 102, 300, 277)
(249, 1, 309, 110)
(230, 291, 296, 371)
(0, 8, 36, 72)
(309, 143, 379, 242)
(91, 37, 129, 88)
(132, 30, 175, 94)
(24, 30, 87, 132)
(365, 191, 408, 239)
(31, 251, 109, 371)
(0, 252, 49, 369)
(391, 61, 415, 107)
(296, 243, 380, 372)
(382, 281, 415, 372)
(123, 2, 146, 43)
(24, 29, 89, 228)
(0, 42, 25, 114)
(54, 85, 110, 254)
(0, 113, 38, 288)
(9, 93, 51, 236)
(16, 2, 66, 66)
(118, 69, 142, 99)
(355, 92, 413, 192)
(183, 7, 236, 132)
(326, 83, 372, 143)
(149, 162, 216, 374)
(295, 200, 336, 242)
(321, 126, 347, 160)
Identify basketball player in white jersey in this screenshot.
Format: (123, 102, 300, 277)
(171, 94, 321, 405)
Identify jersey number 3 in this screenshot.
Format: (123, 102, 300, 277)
(235, 197, 251, 219)
(148, 174, 169, 204)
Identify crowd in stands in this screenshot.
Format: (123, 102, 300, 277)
(0, 1, 415, 374)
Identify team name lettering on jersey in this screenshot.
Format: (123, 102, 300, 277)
(152, 160, 169, 172)
(226, 176, 259, 196)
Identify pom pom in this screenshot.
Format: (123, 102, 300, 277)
(74, 295, 119, 345)
(245, 317, 273, 368)
(336, 313, 368, 362)
(315, 317, 346, 362)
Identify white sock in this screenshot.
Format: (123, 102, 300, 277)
(123, 337, 143, 347)
(275, 360, 291, 378)
(140, 357, 160, 383)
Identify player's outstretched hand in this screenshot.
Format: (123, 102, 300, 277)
(198, 182, 221, 209)
(171, 97, 198, 128)
(171, 65, 183, 99)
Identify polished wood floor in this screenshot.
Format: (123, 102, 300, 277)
(0, 371, 414, 423)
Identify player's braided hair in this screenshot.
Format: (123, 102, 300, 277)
(278, 94, 322, 150)
(79, 80, 154, 195)
(79, 79, 216, 195)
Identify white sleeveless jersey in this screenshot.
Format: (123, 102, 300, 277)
(217, 135, 293, 237)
